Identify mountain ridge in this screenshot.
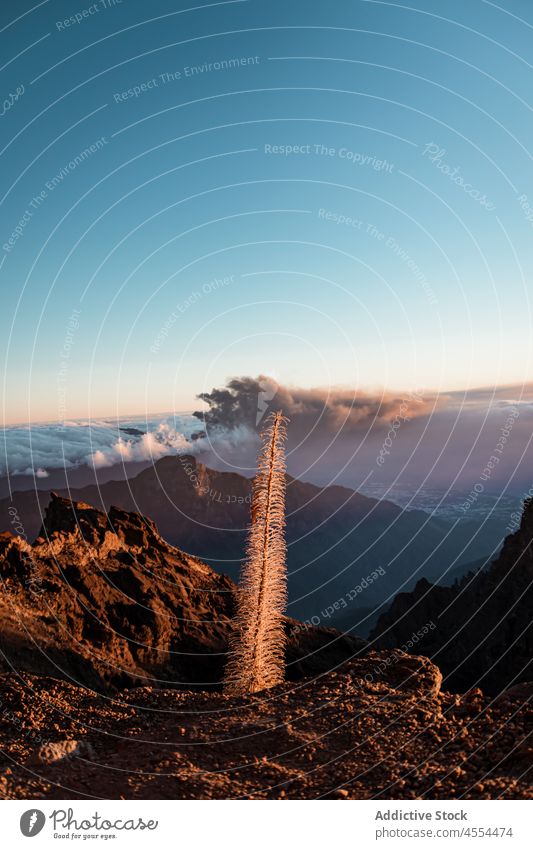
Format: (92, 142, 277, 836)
(371, 498, 533, 693)
(0, 455, 502, 623)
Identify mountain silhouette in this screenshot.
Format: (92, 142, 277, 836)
(371, 497, 533, 693)
(0, 455, 502, 625)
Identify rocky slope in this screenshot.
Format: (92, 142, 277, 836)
(0, 494, 364, 693)
(0, 652, 530, 800)
(0, 455, 501, 623)
(0, 495, 530, 800)
(371, 498, 533, 694)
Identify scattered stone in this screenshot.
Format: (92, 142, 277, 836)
(30, 740, 96, 765)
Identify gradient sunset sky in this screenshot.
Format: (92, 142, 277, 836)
(2, 0, 533, 424)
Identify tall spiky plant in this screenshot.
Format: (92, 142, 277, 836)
(223, 411, 289, 695)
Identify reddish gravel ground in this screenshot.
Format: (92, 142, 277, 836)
(0, 652, 531, 800)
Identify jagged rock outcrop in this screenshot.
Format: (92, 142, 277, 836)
(0, 494, 365, 692)
(371, 498, 533, 693)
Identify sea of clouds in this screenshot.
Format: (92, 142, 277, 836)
(2, 377, 533, 496)
(0, 414, 198, 477)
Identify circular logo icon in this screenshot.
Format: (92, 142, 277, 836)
(20, 810, 46, 837)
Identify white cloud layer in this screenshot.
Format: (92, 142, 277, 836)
(0, 415, 198, 476)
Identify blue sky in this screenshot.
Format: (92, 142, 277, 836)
(2, 0, 533, 424)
